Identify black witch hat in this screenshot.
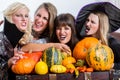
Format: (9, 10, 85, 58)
(3, 18, 24, 48)
(76, 2, 120, 38)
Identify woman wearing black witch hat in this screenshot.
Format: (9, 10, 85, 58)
(76, 2, 120, 69)
(0, 2, 30, 80)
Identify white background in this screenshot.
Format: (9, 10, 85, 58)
(0, 0, 120, 32)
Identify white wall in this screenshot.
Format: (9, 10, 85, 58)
(0, 0, 97, 31)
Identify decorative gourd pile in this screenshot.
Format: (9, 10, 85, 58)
(73, 37, 99, 60)
(73, 37, 114, 71)
(12, 37, 114, 76)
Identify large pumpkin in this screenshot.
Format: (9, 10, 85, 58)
(23, 51, 43, 63)
(12, 51, 42, 74)
(73, 37, 99, 60)
(86, 43, 114, 71)
(12, 58, 36, 74)
(42, 47, 63, 68)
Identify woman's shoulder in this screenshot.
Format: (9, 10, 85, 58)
(108, 32, 120, 46)
(110, 32, 120, 41)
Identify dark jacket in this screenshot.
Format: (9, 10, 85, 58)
(0, 18, 24, 80)
(108, 34, 120, 69)
(0, 32, 13, 80)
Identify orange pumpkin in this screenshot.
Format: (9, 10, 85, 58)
(12, 58, 36, 74)
(62, 57, 76, 66)
(73, 37, 99, 60)
(12, 51, 42, 74)
(86, 44, 114, 71)
(23, 51, 43, 63)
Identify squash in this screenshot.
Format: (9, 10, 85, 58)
(50, 65, 67, 73)
(35, 60, 48, 75)
(73, 37, 99, 60)
(12, 51, 42, 74)
(12, 58, 36, 74)
(86, 43, 114, 71)
(62, 56, 76, 67)
(23, 51, 43, 63)
(42, 47, 63, 68)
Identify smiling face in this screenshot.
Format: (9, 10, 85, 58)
(85, 13, 99, 37)
(56, 25, 72, 44)
(12, 8, 29, 32)
(33, 7, 49, 34)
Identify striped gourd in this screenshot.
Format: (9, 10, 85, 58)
(42, 47, 63, 68)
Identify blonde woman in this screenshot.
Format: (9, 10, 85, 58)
(77, 11, 120, 69)
(0, 2, 30, 80)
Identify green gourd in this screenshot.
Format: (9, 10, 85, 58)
(42, 47, 63, 68)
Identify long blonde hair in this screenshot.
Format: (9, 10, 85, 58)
(92, 11, 109, 45)
(3, 2, 33, 46)
(34, 2, 57, 38)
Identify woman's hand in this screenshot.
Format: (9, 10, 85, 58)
(8, 48, 24, 67)
(54, 43, 71, 54)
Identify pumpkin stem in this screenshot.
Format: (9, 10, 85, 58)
(29, 49, 33, 54)
(39, 59, 42, 62)
(98, 40, 102, 46)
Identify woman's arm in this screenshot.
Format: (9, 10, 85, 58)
(21, 43, 71, 53)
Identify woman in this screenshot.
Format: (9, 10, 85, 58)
(84, 11, 109, 45)
(21, 2, 71, 53)
(0, 2, 30, 80)
(51, 13, 78, 52)
(78, 11, 120, 69)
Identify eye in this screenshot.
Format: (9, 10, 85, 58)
(36, 14, 41, 17)
(91, 20, 96, 24)
(25, 15, 29, 18)
(43, 17, 48, 21)
(15, 14, 21, 17)
(86, 19, 89, 23)
(65, 27, 70, 30)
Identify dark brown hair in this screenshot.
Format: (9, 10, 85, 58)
(51, 13, 79, 51)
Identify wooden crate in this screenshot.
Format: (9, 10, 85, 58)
(16, 71, 112, 80)
(110, 70, 120, 80)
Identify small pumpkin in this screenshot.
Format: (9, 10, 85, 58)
(12, 58, 36, 74)
(62, 56, 76, 67)
(73, 37, 99, 60)
(50, 65, 67, 73)
(86, 43, 114, 71)
(35, 60, 48, 75)
(62, 51, 72, 59)
(42, 47, 63, 68)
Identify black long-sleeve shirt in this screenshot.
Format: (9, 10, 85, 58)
(108, 35, 120, 69)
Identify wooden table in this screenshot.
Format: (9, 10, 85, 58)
(16, 71, 113, 80)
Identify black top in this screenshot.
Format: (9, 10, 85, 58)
(108, 35, 120, 69)
(3, 18, 24, 48)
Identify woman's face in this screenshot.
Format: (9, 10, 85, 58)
(33, 7, 49, 34)
(85, 13, 99, 36)
(12, 8, 29, 32)
(56, 25, 71, 44)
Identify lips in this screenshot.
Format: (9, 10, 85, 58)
(85, 26, 90, 33)
(21, 22, 27, 27)
(59, 35, 66, 40)
(35, 22, 43, 28)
